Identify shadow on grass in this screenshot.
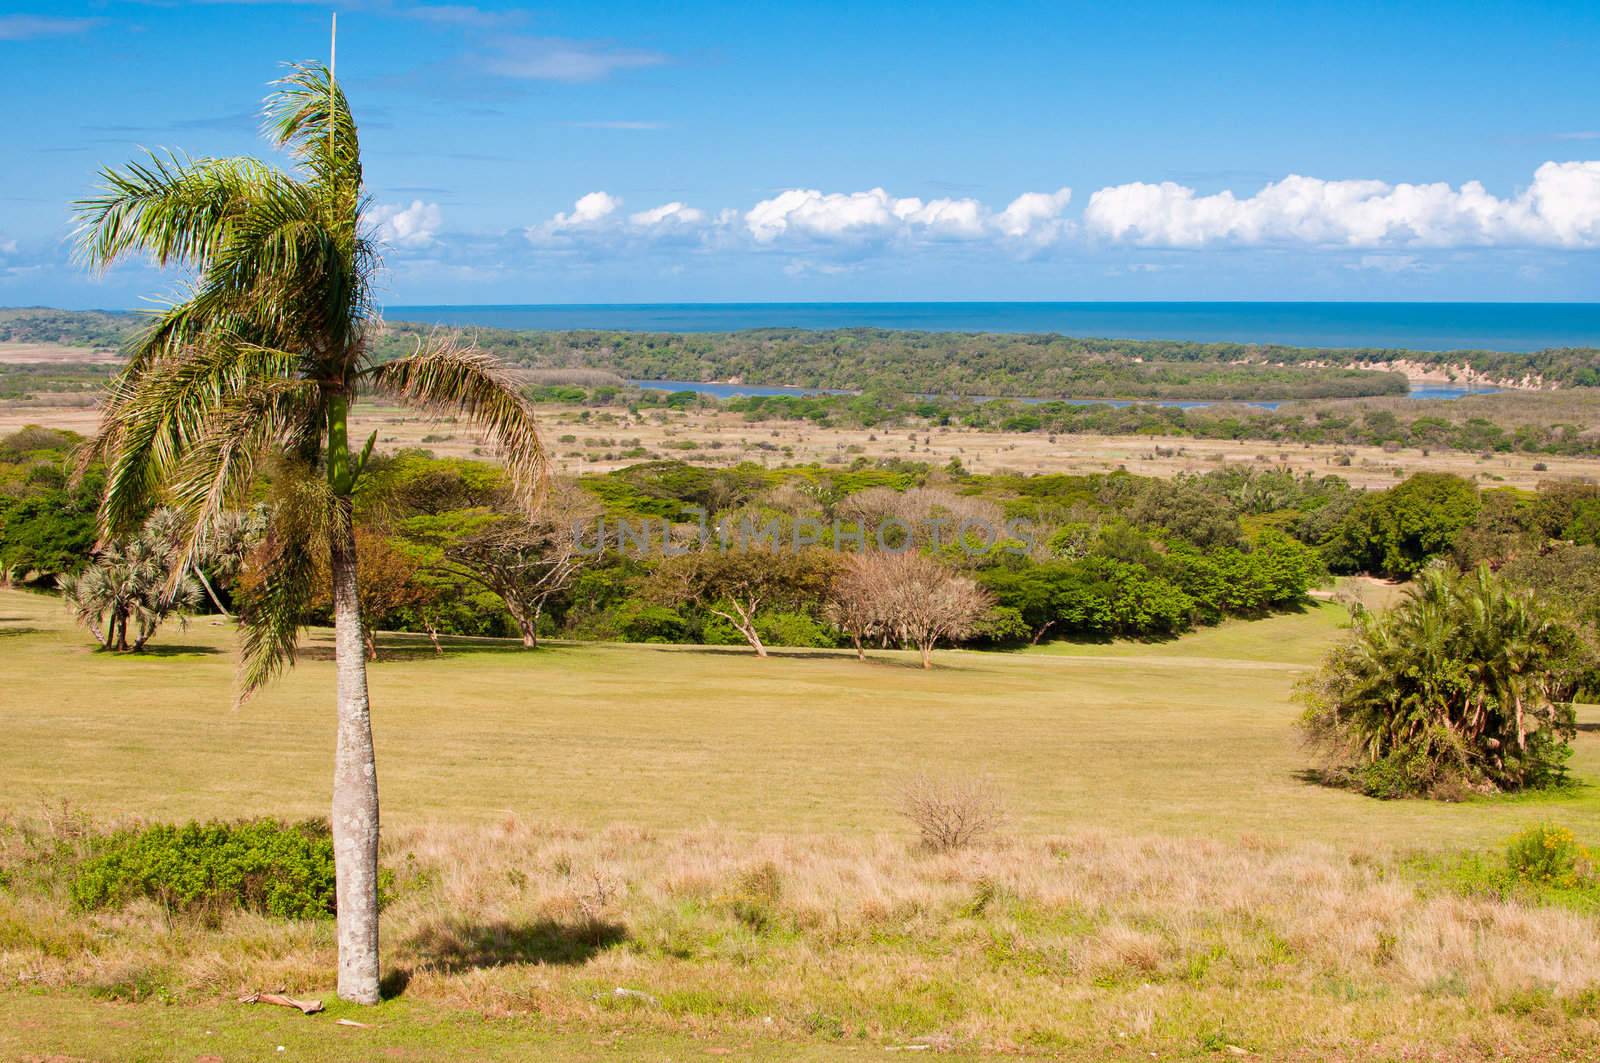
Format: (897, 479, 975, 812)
(120, 643, 222, 657)
(298, 633, 571, 663)
(0, 626, 43, 637)
(1293, 767, 1350, 792)
(404, 917, 627, 977)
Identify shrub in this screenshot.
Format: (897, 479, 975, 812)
(1507, 825, 1594, 890)
(899, 773, 1006, 852)
(754, 610, 835, 648)
(1300, 565, 1590, 798)
(71, 819, 339, 919)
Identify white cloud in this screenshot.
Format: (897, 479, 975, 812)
(528, 193, 717, 249)
(548, 191, 622, 230)
(370, 200, 442, 248)
(629, 202, 706, 227)
(993, 188, 1074, 246)
(743, 186, 1072, 248)
(481, 36, 665, 82)
(1084, 162, 1600, 249)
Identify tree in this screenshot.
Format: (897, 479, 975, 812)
(1299, 564, 1593, 798)
(59, 508, 204, 651)
(873, 552, 992, 668)
(307, 528, 427, 660)
(656, 547, 835, 656)
(826, 552, 889, 659)
(74, 64, 545, 1003)
(407, 481, 598, 647)
(1325, 473, 1480, 579)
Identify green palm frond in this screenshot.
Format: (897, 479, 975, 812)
(365, 342, 548, 512)
(163, 375, 323, 590)
(265, 63, 362, 204)
(98, 341, 306, 536)
(75, 153, 297, 272)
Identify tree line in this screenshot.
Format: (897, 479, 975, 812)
(13, 424, 1599, 663)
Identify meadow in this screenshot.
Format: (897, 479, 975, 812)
(5, 585, 1600, 1059)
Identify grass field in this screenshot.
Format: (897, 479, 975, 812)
(4, 586, 1600, 1059)
(8, 392, 1600, 489)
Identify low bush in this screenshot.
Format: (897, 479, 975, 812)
(71, 819, 339, 919)
(1507, 824, 1595, 890)
(754, 610, 836, 648)
(899, 773, 1006, 852)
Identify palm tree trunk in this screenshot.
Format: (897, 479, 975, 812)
(192, 560, 231, 617)
(329, 508, 381, 1005)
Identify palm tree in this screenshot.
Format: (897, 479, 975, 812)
(60, 508, 204, 652)
(75, 64, 546, 1004)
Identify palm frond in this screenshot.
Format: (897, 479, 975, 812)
(98, 341, 307, 536)
(74, 152, 297, 272)
(163, 376, 323, 592)
(264, 62, 362, 199)
(236, 464, 335, 703)
(365, 341, 548, 512)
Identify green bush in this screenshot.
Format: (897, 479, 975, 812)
(1300, 565, 1589, 798)
(71, 819, 339, 919)
(1507, 824, 1594, 890)
(755, 610, 835, 648)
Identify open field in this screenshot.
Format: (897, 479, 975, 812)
(3, 586, 1596, 845)
(0, 341, 121, 365)
(5, 397, 1596, 489)
(5, 586, 1600, 1058)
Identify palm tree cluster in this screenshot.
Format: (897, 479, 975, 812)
(1300, 564, 1595, 798)
(60, 508, 204, 652)
(74, 63, 545, 1003)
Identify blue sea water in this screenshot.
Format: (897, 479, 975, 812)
(387, 301, 1600, 354)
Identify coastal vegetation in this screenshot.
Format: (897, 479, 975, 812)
(377, 322, 1599, 394)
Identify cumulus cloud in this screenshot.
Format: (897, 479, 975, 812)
(370, 200, 442, 248)
(548, 191, 621, 230)
(1084, 162, 1600, 249)
(743, 186, 1072, 248)
(527, 193, 717, 250)
(506, 164, 1600, 271)
(629, 202, 706, 227)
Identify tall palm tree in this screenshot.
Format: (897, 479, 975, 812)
(75, 63, 546, 1004)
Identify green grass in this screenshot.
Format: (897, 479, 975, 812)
(1, 588, 1595, 850)
(7, 586, 1600, 1059)
(0, 989, 883, 1062)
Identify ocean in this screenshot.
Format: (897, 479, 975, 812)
(385, 302, 1600, 353)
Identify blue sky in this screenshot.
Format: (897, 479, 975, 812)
(3, 0, 1599, 307)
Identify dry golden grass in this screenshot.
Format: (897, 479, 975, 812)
(5, 396, 1597, 489)
(0, 341, 121, 365)
(5, 811, 1600, 1058)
